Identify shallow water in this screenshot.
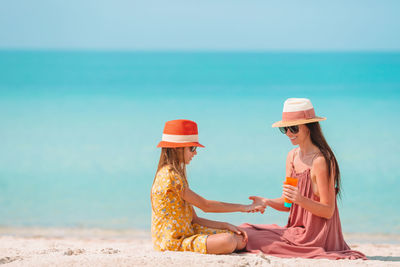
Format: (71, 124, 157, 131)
(0, 51, 399, 234)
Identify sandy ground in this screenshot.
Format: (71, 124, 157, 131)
(1, 228, 399, 267)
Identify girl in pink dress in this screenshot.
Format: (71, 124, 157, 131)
(240, 98, 367, 260)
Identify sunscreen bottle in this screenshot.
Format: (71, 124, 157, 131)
(284, 177, 298, 208)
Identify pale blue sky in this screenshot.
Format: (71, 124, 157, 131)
(1, 0, 399, 51)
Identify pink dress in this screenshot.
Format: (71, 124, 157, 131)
(240, 148, 367, 260)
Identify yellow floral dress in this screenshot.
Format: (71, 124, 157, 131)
(151, 165, 232, 253)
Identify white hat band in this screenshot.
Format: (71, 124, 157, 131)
(162, 134, 199, 143)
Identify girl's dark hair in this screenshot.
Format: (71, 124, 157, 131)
(305, 122, 341, 198)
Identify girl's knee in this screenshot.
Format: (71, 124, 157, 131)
(206, 233, 238, 254)
(221, 234, 237, 253)
(234, 234, 247, 251)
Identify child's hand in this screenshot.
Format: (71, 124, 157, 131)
(244, 203, 265, 214)
(249, 196, 266, 207)
(247, 196, 267, 214)
(225, 223, 248, 243)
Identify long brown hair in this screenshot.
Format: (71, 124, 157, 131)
(150, 148, 187, 210)
(305, 122, 342, 198)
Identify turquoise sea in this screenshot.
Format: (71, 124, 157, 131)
(0, 51, 399, 235)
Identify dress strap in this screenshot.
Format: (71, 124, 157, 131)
(290, 147, 299, 173)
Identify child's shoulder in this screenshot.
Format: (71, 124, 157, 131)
(155, 165, 185, 190)
(156, 165, 180, 179)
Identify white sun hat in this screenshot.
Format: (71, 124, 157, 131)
(272, 98, 326, 128)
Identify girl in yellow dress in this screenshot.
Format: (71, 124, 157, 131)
(151, 119, 263, 254)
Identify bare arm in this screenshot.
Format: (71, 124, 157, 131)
(283, 156, 336, 219)
(191, 209, 248, 241)
(249, 150, 294, 212)
(249, 194, 290, 212)
(182, 187, 263, 213)
(191, 208, 229, 229)
(265, 197, 290, 212)
(267, 150, 294, 212)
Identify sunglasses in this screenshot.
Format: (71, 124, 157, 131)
(189, 146, 197, 152)
(279, 125, 299, 134)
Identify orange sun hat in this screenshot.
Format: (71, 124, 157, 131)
(157, 119, 205, 148)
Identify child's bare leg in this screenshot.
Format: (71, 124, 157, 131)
(206, 233, 237, 254)
(234, 233, 247, 251)
(206, 233, 247, 254)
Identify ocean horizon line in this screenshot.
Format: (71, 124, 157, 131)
(1, 48, 400, 54)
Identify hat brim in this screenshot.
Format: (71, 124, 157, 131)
(157, 141, 205, 148)
(272, 117, 326, 128)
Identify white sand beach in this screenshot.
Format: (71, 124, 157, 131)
(1, 228, 400, 266)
